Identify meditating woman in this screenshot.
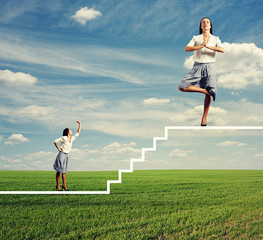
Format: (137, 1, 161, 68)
(178, 17, 224, 126)
(53, 120, 81, 191)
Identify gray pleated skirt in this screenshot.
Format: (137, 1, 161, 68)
(179, 62, 217, 95)
(53, 151, 69, 173)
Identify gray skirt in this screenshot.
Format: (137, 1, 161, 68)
(179, 62, 217, 95)
(53, 151, 69, 173)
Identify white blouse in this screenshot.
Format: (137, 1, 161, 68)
(54, 133, 79, 154)
(187, 34, 224, 63)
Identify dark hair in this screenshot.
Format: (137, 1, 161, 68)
(199, 17, 213, 34)
(63, 128, 70, 136)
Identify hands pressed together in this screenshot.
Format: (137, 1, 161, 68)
(202, 34, 209, 47)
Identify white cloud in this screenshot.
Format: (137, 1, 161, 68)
(0, 156, 22, 163)
(0, 151, 56, 171)
(102, 142, 140, 155)
(0, 69, 37, 87)
(135, 159, 185, 170)
(246, 116, 263, 123)
(254, 153, 263, 158)
(231, 91, 241, 96)
(217, 66, 263, 90)
(70, 148, 93, 161)
(74, 141, 139, 158)
(228, 159, 240, 162)
(0, 135, 3, 142)
(184, 42, 263, 90)
(69, 141, 141, 170)
(168, 148, 192, 158)
(183, 56, 194, 69)
(5, 134, 29, 145)
(23, 151, 56, 161)
(0, 162, 29, 170)
(87, 118, 165, 138)
(15, 105, 56, 122)
(217, 141, 246, 147)
(87, 150, 99, 154)
(217, 43, 263, 89)
(71, 7, 102, 25)
(143, 98, 170, 105)
(222, 98, 263, 125)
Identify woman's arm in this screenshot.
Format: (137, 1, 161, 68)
(54, 142, 62, 152)
(185, 45, 204, 52)
(186, 35, 224, 53)
(186, 45, 224, 53)
(204, 45, 224, 53)
(77, 120, 81, 134)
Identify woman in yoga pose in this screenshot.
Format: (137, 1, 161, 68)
(178, 17, 224, 126)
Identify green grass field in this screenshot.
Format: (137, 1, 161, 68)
(0, 170, 263, 239)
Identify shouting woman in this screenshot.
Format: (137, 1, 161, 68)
(53, 120, 81, 191)
(178, 17, 224, 126)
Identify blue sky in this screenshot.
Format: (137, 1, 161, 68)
(1, 0, 263, 171)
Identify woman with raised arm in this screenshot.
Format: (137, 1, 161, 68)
(53, 120, 81, 191)
(178, 17, 224, 126)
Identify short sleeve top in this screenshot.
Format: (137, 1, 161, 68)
(54, 132, 79, 153)
(187, 34, 224, 63)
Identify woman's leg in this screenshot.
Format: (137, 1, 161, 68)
(56, 172, 61, 190)
(201, 94, 212, 125)
(179, 85, 210, 95)
(62, 173, 67, 189)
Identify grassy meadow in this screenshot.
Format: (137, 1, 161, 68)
(0, 170, 263, 239)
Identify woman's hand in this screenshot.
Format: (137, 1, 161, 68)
(202, 34, 224, 53)
(185, 45, 204, 52)
(202, 34, 209, 47)
(205, 45, 224, 53)
(77, 120, 81, 134)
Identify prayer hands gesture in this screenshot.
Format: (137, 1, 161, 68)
(202, 34, 209, 47)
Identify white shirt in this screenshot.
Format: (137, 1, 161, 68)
(54, 133, 79, 154)
(187, 34, 224, 63)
